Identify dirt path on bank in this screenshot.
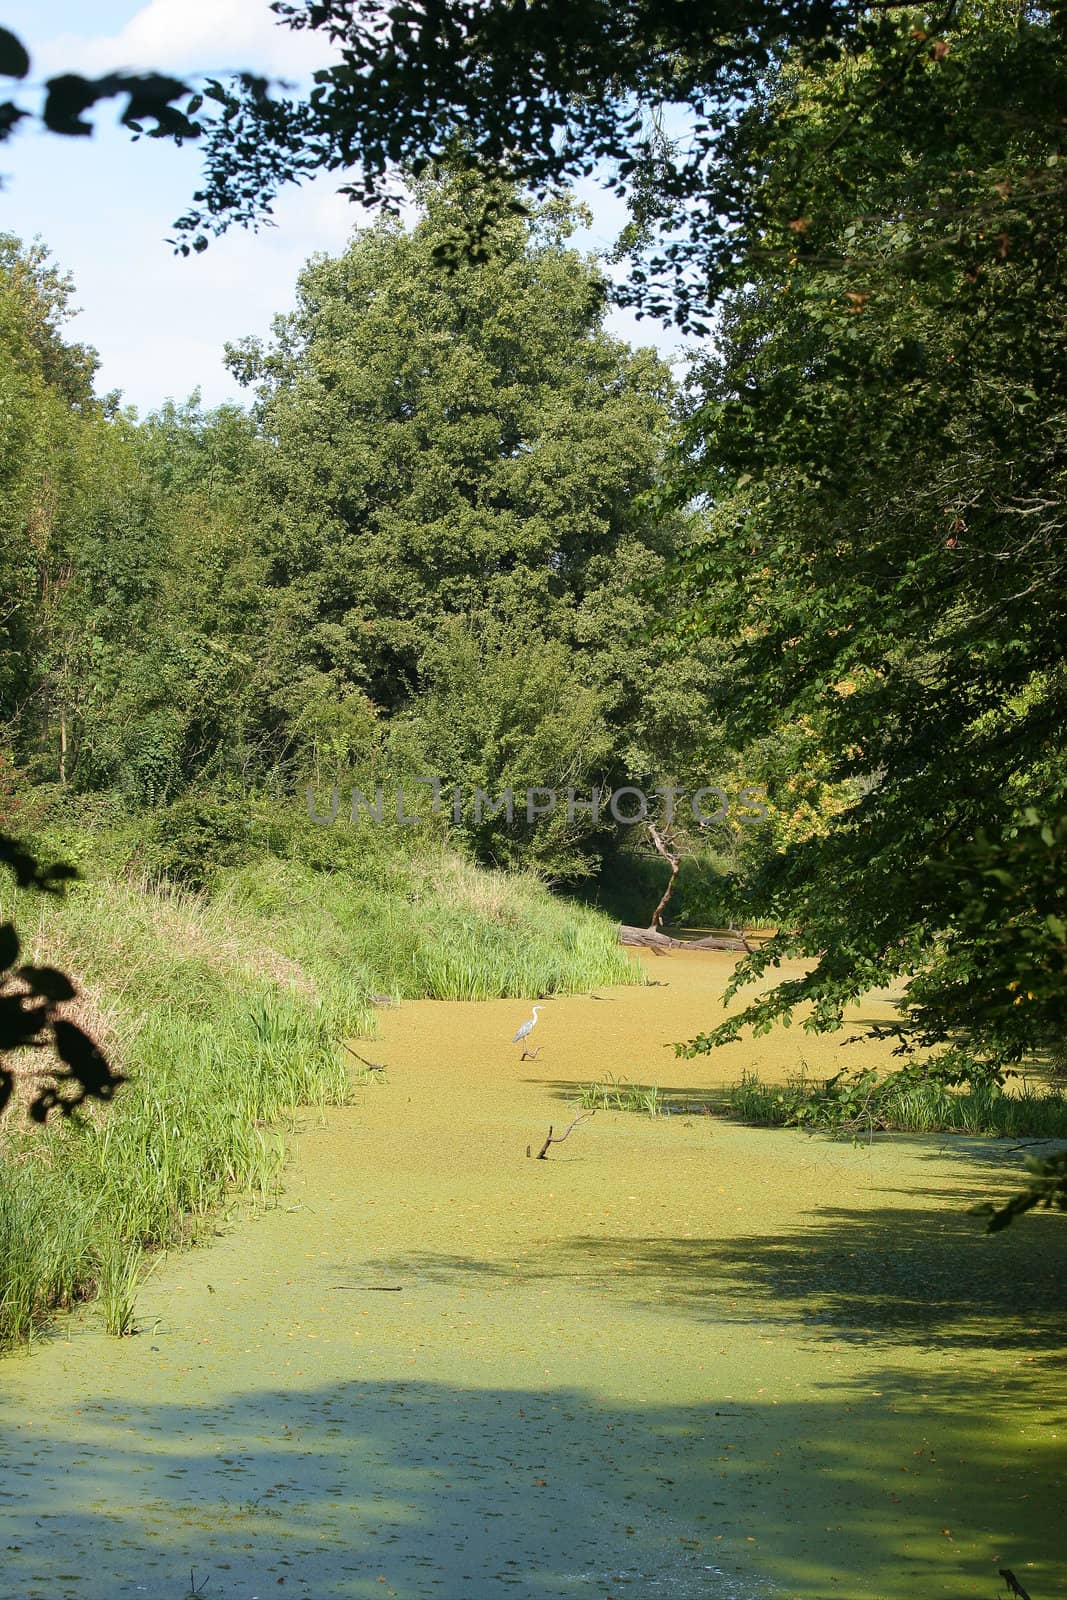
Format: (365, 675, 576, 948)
(1, 952, 1064, 1600)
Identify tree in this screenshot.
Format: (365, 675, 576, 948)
(664, 7, 1065, 1096)
(393, 616, 613, 878)
(0, 235, 104, 763)
(0, 236, 172, 791)
(1, 193, 714, 855)
(0, 235, 98, 406)
(165, 0, 993, 327)
(15, 6, 1035, 332)
(223, 175, 677, 735)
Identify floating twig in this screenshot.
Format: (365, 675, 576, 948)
(341, 1041, 387, 1072)
(534, 1109, 595, 1159)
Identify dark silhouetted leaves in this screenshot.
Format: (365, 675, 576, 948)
(43, 73, 121, 136)
(41, 1019, 126, 1118)
(0, 100, 28, 139)
(121, 73, 200, 139)
(0, 832, 78, 892)
(0, 26, 30, 80)
(0, 994, 46, 1049)
(41, 70, 194, 139)
(1, 839, 124, 1124)
(974, 1152, 1067, 1232)
(2, 27, 203, 146)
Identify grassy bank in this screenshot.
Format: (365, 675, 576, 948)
(219, 848, 635, 1002)
(0, 820, 633, 1349)
(575, 1066, 1067, 1142)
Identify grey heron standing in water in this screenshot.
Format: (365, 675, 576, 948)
(512, 1005, 542, 1057)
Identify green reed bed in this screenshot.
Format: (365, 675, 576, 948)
(724, 1067, 1067, 1141)
(574, 1065, 1067, 1142)
(577, 1076, 664, 1117)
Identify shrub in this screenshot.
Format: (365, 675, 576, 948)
(147, 794, 256, 890)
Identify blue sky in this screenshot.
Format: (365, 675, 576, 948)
(1, 1, 686, 415)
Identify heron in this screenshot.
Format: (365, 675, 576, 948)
(512, 1005, 542, 1055)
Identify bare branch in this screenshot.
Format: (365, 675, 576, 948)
(534, 1109, 595, 1159)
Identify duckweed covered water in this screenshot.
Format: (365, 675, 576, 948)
(1, 952, 1063, 1598)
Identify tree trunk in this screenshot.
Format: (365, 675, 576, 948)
(646, 822, 680, 929)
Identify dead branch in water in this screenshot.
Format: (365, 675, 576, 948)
(619, 925, 751, 953)
(534, 1109, 595, 1159)
(328, 1284, 403, 1292)
(520, 1044, 542, 1061)
(341, 1041, 386, 1072)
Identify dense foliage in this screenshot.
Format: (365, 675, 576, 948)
(668, 5, 1065, 1081)
(0, 237, 168, 793)
(224, 182, 674, 705)
(0, 183, 722, 882)
(165, 1, 1014, 326)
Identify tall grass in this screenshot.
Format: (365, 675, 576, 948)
(0, 826, 633, 1348)
(577, 1076, 663, 1117)
(217, 847, 636, 1001)
(98, 1238, 149, 1337)
(724, 1068, 1067, 1141)
(0, 981, 351, 1349)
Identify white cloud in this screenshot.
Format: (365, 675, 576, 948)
(73, 174, 374, 411)
(38, 0, 338, 81)
(1, 115, 370, 412)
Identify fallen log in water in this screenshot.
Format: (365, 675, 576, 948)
(618, 925, 752, 953)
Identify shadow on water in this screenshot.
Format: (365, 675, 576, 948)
(362, 1188, 1067, 1356)
(1, 1372, 1062, 1600)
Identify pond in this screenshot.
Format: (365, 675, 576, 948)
(2, 952, 1062, 1598)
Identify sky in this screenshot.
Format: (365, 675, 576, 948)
(0, 0, 687, 415)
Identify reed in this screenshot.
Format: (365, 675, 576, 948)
(724, 1068, 1067, 1140)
